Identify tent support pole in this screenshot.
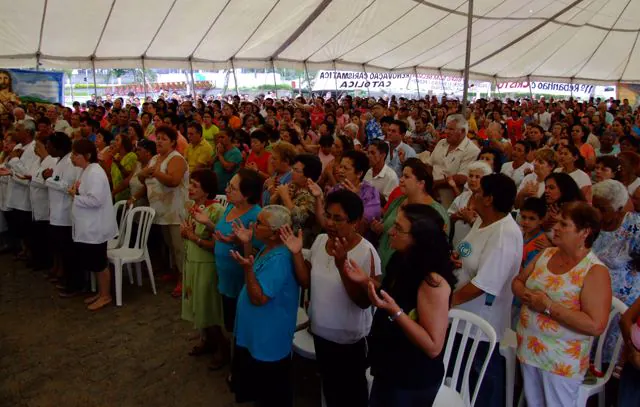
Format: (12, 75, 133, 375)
(271, 60, 278, 98)
(189, 59, 196, 99)
(91, 58, 98, 99)
(363, 65, 370, 98)
(439, 69, 446, 96)
(527, 75, 533, 101)
(462, 0, 474, 111)
(414, 67, 421, 99)
(304, 62, 312, 98)
(141, 57, 148, 99)
(333, 61, 339, 99)
(230, 60, 240, 97)
(570, 78, 574, 99)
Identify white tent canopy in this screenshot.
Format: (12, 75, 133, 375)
(1, 0, 639, 83)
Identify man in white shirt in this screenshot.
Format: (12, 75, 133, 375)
(385, 120, 416, 178)
(46, 105, 71, 136)
(364, 140, 398, 203)
(426, 114, 480, 208)
(500, 140, 534, 188)
(451, 173, 523, 407)
(579, 116, 601, 150)
(13, 107, 34, 123)
(533, 103, 551, 131)
(2, 121, 41, 258)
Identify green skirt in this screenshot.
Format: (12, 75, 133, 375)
(181, 259, 224, 329)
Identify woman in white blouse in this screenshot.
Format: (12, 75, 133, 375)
(555, 144, 592, 203)
(69, 139, 118, 310)
(280, 189, 381, 407)
(46, 133, 80, 288)
(28, 137, 59, 271)
(134, 125, 188, 297)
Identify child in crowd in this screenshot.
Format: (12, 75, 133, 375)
(317, 135, 334, 172)
(512, 197, 550, 328)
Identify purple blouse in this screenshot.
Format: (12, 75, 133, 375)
(329, 180, 381, 223)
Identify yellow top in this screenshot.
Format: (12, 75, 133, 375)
(185, 137, 214, 173)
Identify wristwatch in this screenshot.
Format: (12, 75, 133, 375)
(388, 309, 404, 322)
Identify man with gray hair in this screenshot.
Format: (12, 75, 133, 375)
(425, 113, 480, 208)
(228, 204, 299, 407)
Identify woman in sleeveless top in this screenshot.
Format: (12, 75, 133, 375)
(135, 125, 188, 297)
(339, 204, 456, 407)
(513, 202, 612, 407)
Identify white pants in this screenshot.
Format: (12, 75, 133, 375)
(521, 363, 582, 407)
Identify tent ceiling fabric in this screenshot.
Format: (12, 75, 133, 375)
(1, 0, 639, 82)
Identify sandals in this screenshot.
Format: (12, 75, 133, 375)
(87, 297, 112, 311)
(189, 342, 214, 357)
(58, 290, 82, 298)
(84, 295, 101, 305)
(171, 283, 182, 298)
(208, 351, 230, 371)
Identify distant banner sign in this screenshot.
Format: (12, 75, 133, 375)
(497, 81, 595, 98)
(2, 69, 63, 106)
(312, 70, 490, 94)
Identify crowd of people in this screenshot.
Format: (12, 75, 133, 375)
(1, 91, 640, 407)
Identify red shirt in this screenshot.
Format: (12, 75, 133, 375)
(383, 186, 404, 212)
(506, 118, 525, 143)
(310, 108, 325, 130)
(245, 150, 271, 174)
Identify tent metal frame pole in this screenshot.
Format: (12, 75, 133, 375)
(271, 60, 278, 98)
(141, 57, 148, 99)
(414, 67, 421, 99)
(333, 61, 339, 99)
(189, 59, 196, 99)
(438, 69, 446, 96)
(570, 78, 574, 99)
(303, 61, 312, 98)
(527, 75, 533, 101)
(363, 65, 370, 98)
(461, 0, 474, 110)
(91, 58, 98, 99)
(230, 60, 240, 97)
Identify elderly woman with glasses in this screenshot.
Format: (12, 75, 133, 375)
(193, 169, 263, 344)
(591, 180, 640, 363)
(227, 205, 299, 407)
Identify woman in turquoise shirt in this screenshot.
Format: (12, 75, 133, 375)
(228, 205, 298, 407)
(194, 169, 262, 336)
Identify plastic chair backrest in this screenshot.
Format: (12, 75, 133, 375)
(590, 297, 628, 383)
(121, 206, 156, 252)
(113, 200, 132, 243)
(443, 309, 498, 407)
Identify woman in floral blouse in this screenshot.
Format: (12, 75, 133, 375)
(512, 202, 612, 406)
(270, 153, 322, 248)
(591, 180, 640, 363)
(110, 133, 138, 202)
(180, 169, 226, 368)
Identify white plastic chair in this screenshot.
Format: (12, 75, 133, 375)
(500, 328, 518, 407)
(108, 200, 132, 250)
(439, 309, 498, 407)
(576, 297, 628, 407)
(292, 328, 327, 406)
(107, 206, 156, 306)
(91, 200, 132, 291)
